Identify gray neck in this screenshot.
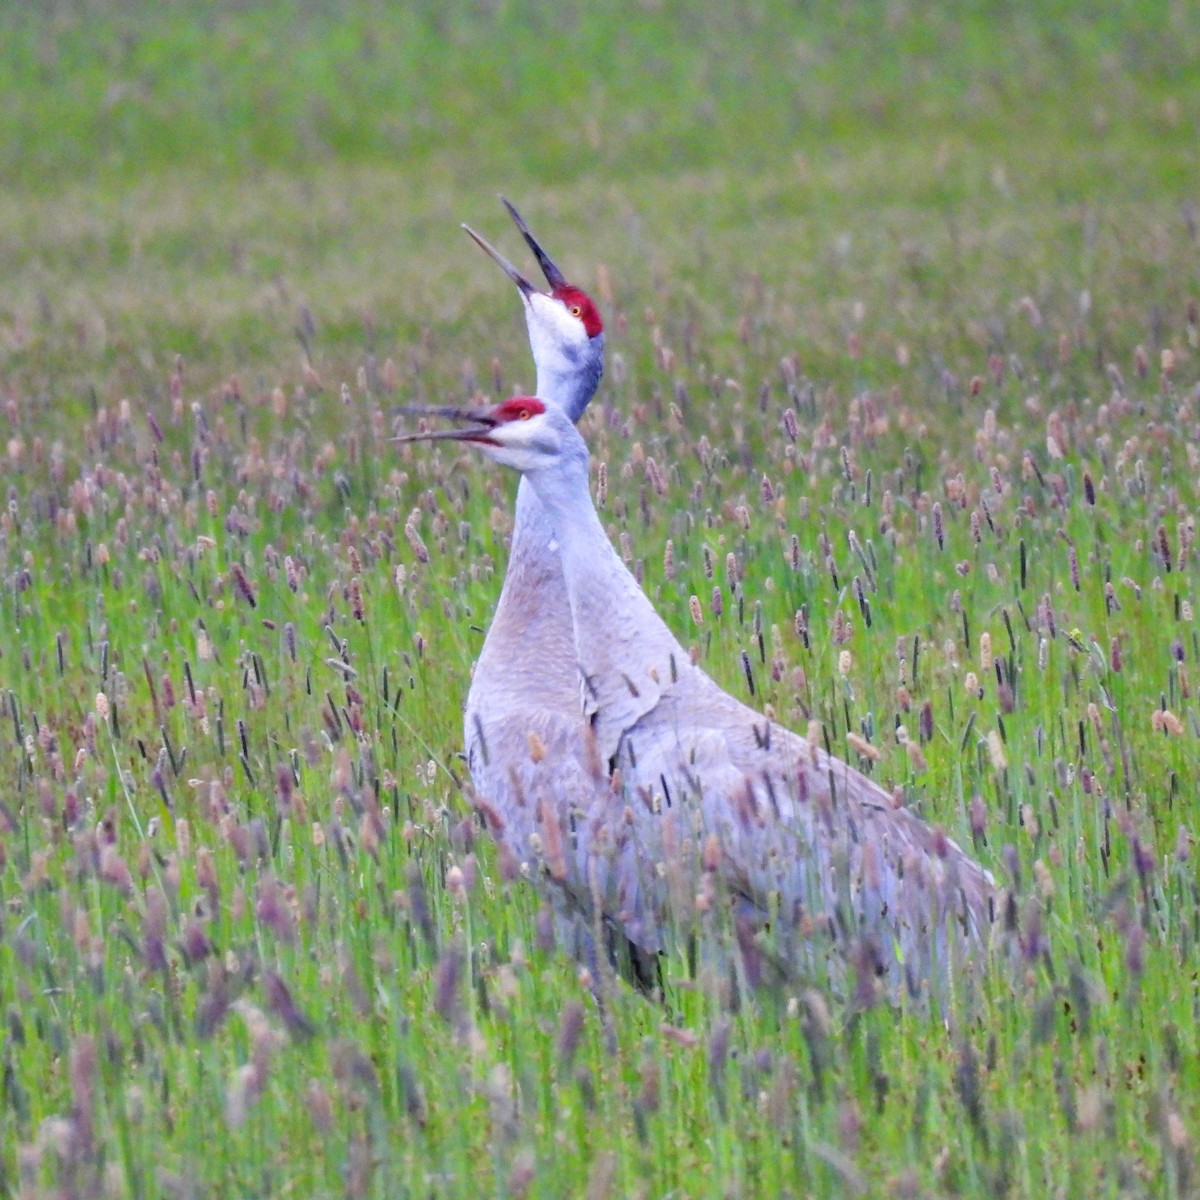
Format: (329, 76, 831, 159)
(523, 450, 600, 557)
(467, 331, 604, 727)
(525, 441, 683, 702)
(508, 473, 555, 560)
(535, 333, 605, 424)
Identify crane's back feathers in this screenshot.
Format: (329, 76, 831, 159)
(517, 409, 996, 997)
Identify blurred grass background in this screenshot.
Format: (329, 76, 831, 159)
(3, 0, 1196, 414)
(4, 0, 1193, 188)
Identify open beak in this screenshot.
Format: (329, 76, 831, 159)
(391, 404, 499, 446)
(501, 197, 569, 290)
(463, 198, 570, 295)
(462, 224, 537, 298)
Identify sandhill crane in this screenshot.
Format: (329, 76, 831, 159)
(457, 204, 638, 977)
(399, 397, 996, 999)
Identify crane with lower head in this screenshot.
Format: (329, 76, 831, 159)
(459, 203, 603, 791)
(399, 397, 997, 1000)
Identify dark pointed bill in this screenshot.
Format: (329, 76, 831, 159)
(500, 196, 568, 290)
(462, 224, 536, 297)
(391, 404, 497, 446)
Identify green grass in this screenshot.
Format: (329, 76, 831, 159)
(2, 1, 1200, 1196)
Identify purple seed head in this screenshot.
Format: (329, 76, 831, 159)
(919, 700, 933, 744)
(404, 510, 430, 563)
(851, 937, 883, 1009)
(1124, 923, 1145, 978)
(637, 1053, 661, 1116)
(794, 607, 808, 640)
(645, 456, 667, 497)
(305, 1080, 334, 1133)
(265, 970, 315, 1040)
(969, 795, 988, 839)
(1158, 524, 1172, 572)
(735, 912, 764, 989)
(230, 562, 257, 608)
(181, 919, 212, 965)
(555, 1001, 585, 1073)
(406, 864, 436, 945)
(1132, 837, 1155, 881)
(275, 763, 294, 812)
(99, 845, 133, 894)
(143, 885, 168, 970)
(433, 943, 465, 1027)
(1019, 903, 1044, 962)
(535, 903, 556, 953)
(64, 787, 80, 827)
(1174, 826, 1192, 862)
(255, 875, 296, 943)
(69, 1033, 98, 1139)
(1002, 843, 1021, 892)
(249, 818, 269, 863)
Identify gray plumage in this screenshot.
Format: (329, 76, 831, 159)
(404, 393, 996, 999)
(444, 206, 994, 996)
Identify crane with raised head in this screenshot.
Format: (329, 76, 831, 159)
(399, 397, 996, 999)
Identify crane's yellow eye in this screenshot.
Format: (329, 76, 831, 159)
(518, 408, 531, 420)
(570, 304, 582, 318)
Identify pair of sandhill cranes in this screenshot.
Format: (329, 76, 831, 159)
(399, 200, 995, 1000)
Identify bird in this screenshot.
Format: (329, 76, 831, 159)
(455, 203, 646, 980)
(398, 397, 997, 1001)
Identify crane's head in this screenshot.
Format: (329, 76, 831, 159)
(463, 198, 604, 421)
(394, 396, 584, 477)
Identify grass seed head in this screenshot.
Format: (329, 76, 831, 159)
(230, 562, 256, 607)
(555, 1001, 586, 1073)
(264, 970, 315, 1040)
(404, 509, 430, 563)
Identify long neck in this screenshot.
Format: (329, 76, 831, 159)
(494, 329, 604, 642)
(533, 333, 604, 424)
(524, 452, 633, 606)
(525, 452, 683, 718)
(469, 337, 604, 721)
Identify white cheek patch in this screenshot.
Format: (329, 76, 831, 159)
(526, 295, 590, 375)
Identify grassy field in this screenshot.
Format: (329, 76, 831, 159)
(2, 2, 1199, 1196)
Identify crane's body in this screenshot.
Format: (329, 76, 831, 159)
(400, 398, 996, 997)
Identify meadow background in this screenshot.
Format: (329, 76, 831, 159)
(2, 0, 1199, 1195)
